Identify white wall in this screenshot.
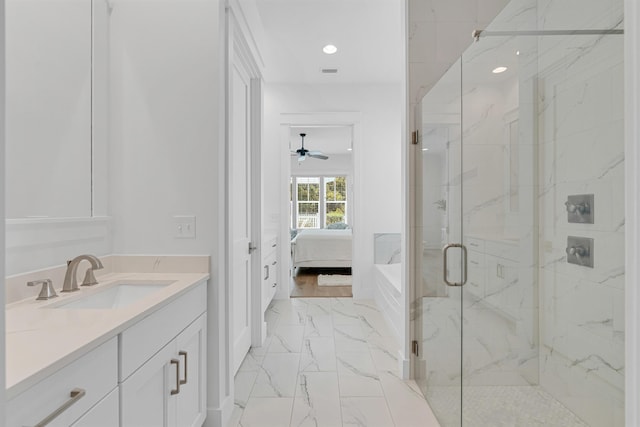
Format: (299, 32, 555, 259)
(264, 83, 402, 298)
(290, 153, 352, 176)
(107, 1, 229, 425)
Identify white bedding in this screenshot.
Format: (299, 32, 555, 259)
(291, 229, 352, 268)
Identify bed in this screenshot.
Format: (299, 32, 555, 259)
(291, 228, 352, 268)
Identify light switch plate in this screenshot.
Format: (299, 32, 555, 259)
(174, 215, 196, 239)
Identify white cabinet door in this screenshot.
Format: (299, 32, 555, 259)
(176, 314, 207, 427)
(121, 315, 207, 427)
(121, 342, 178, 427)
(71, 388, 119, 427)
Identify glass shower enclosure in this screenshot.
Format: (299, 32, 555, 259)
(414, 0, 625, 425)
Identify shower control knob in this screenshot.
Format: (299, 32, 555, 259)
(566, 245, 587, 258)
(565, 201, 589, 215)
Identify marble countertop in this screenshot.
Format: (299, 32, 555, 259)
(5, 271, 209, 399)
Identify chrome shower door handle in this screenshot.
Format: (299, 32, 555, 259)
(443, 243, 468, 287)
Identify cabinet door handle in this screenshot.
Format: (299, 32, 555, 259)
(170, 359, 181, 395)
(264, 265, 269, 280)
(179, 351, 188, 385)
(34, 388, 86, 427)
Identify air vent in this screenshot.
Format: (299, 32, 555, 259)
(321, 68, 338, 74)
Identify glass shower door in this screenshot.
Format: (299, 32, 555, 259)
(414, 58, 464, 426)
(415, 1, 624, 425)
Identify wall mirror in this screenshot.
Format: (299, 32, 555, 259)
(5, 0, 93, 219)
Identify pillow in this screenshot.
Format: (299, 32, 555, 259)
(327, 222, 350, 230)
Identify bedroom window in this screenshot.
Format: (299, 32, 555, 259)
(292, 176, 348, 229)
(296, 177, 320, 228)
(325, 176, 347, 226)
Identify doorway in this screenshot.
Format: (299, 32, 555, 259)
(278, 114, 363, 301)
(288, 126, 354, 298)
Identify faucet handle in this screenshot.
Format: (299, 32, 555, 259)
(27, 279, 58, 300)
(81, 268, 99, 286)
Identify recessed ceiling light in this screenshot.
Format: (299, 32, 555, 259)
(516, 50, 520, 56)
(347, 148, 353, 151)
(422, 148, 429, 151)
(323, 44, 338, 55)
(492, 66, 508, 74)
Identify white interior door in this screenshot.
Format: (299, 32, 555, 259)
(230, 58, 253, 375)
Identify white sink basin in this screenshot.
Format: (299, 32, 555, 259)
(52, 282, 173, 309)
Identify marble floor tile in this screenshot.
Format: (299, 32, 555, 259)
(252, 353, 301, 397)
(291, 372, 342, 427)
(334, 324, 369, 353)
(370, 340, 400, 373)
(239, 351, 263, 372)
(300, 337, 337, 372)
(240, 397, 294, 427)
(337, 352, 384, 397)
(304, 298, 333, 316)
(305, 313, 335, 337)
(269, 324, 305, 353)
(234, 370, 258, 408)
(379, 371, 441, 427)
(340, 397, 396, 427)
(332, 305, 362, 326)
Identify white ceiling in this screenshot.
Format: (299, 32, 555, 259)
(289, 126, 352, 154)
(255, 0, 403, 84)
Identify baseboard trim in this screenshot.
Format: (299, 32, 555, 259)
(399, 351, 410, 380)
(204, 395, 234, 427)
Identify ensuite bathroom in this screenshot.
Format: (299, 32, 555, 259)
(1, 0, 637, 425)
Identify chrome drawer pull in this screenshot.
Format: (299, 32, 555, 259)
(34, 388, 86, 427)
(179, 351, 188, 385)
(170, 359, 180, 395)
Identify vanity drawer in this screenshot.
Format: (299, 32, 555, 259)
(485, 240, 518, 260)
(7, 337, 118, 427)
(466, 250, 485, 298)
(120, 280, 206, 381)
(465, 237, 485, 252)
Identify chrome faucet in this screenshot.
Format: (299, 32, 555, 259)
(61, 255, 104, 292)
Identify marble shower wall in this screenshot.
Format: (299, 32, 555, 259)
(536, 9, 625, 426)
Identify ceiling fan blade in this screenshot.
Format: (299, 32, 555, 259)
(308, 153, 329, 160)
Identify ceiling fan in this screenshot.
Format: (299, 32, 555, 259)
(291, 133, 328, 162)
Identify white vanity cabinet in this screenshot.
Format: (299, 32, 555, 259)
(6, 277, 207, 427)
(6, 337, 118, 427)
(120, 314, 206, 427)
(120, 282, 207, 427)
(71, 389, 120, 427)
(465, 236, 519, 318)
(262, 235, 278, 312)
(466, 237, 486, 299)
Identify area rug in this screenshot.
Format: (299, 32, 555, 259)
(317, 274, 352, 286)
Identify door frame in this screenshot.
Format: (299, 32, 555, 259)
(278, 112, 362, 299)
